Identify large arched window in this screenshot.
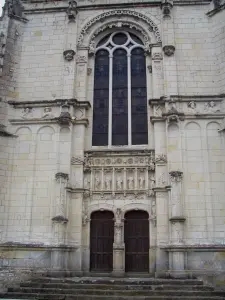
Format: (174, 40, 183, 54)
(92, 31, 148, 147)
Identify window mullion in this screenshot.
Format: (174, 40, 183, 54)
(108, 54, 113, 147)
(127, 53, 132, 146)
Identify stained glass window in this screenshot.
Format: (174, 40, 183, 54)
(92, 32, 148, 147)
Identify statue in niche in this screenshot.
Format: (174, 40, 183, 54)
(139, 175, 145, 189)
(42, 107, 55, 119)
(150, 174, 156, 189)
(95, 176, 101, 190)
(204, 101, 220, 113)
(105, 176, 111, 191)
(84, 177, 90, 189)
(116, 175, 123, 190)
(21, 107, 32, 119)
(127, 176, 134, 190)
(115, 208, 122, 222)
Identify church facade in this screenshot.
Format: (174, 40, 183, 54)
(0, 0, 225, 286)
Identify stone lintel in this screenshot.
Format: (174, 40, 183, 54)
(0, 242, 77, 251)
(161, 245, 225, 252)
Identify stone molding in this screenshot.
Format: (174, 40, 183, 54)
(77, 10, 162, 46)
(63, 49, 75, 61)
(169, 216, 186, 222)
(163, 45, 175, 56)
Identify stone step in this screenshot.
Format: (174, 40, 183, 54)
(20, 283, 214, 291)
(0, 293, 224, 300)
(30, 277, 204, 286)
(6, 288, 225, 297)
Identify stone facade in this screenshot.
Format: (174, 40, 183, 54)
(0, 0, 225, 287)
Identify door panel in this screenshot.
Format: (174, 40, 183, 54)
(90, 211, 114, 271)
(124, 210, 149, 272)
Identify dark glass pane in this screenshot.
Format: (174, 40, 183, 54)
(131, 48, 148, 145)
(112, 49, 128, 145)
(92, 50, 109, 146)
(97, 34, 110, 47)
(113, 33, 127, 45)
(129, 33, 143, 45)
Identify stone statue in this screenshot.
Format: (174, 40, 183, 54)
(95, 177, 101, 190)
(139, 176, 145, 189)
(187, 101, 198, 114)
(127, 176, 134, 190)
(204, 101, 220, 113)
(105, 176, 111, 190)
(116, 175, 123, 190)
(67, 0, 77, 21)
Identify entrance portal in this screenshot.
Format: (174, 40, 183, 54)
(124, 210, 149, 272)
(90, 210, 114, 271)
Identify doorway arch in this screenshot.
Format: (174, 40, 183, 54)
(124, 210, 149, 272)
(90, 210, 114, 271)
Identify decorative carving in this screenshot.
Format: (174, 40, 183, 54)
(82, 212, 89, 226)
(63, 49, 75, 61)
(76, 55, 87, 64)
(94, 176, 101, 190)
(115, 208, 122, 222)
(67, 0, 77, 21)
(152, 52, 163, 60)
(147, 65, 152, 73)
(154, 105, 163, 117)
(42, 107, 55, 119)
(163, 45, 175, 56)
(7, 0, 25, 18)
(77, 10, 162, 46)
(104, 175, 112, 191)
(87, 68, 92, 75)
(57, 112, 71, 126)
(204, 101, 220, 113)
(213, 0, 222, 8)
(169, 171, 183, 183)
(139, 175, 145, 189)
(55, 172, 69, 181)
(157, 173, 167, 187)
(161, 0, 173, 19)
(21, 107, 33, 119)
(155, 154, 167, 164)
(187, 101, 199, 114)
(0, 32, 6, 76)
(127, 175, 134, 190)
(89, 40, 96, 56)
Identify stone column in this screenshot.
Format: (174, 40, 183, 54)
(113, 208, 125, 277)
(161, 0, 178, 96)
(169, 171, 186, 277)
(51, 172, 69, 270)
(153, 120, 170, 277)
(151, 46, 164, 99)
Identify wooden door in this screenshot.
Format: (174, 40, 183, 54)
(90, 211, 114, 271)
(124, 210, 149, 272)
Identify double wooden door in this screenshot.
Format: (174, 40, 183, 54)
(90, 210, 149, 272)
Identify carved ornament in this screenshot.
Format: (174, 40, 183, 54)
(152, 52, 163, 61)
(77, 10, 161, 46)
(55, 172, 69, 181)
(76, 56, 87, 64)
(67, 0, 77, 21)
(155, 154, 167, 164)
(161, 0, 173, 19)
(163, 45, 175, 56)
(57, 112, 72, 126)
(169, 171, 183, 183)
(204, 101, 220, 113)
(52, 215, 68, 224)
(147, 65, 152, 73)
(63, 49, 75, 61)
(218, 117, 225, 133)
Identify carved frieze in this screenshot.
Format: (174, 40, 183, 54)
(204, 101, 220, 113)
(155, 154, 167, 164)
(82, 151, 155, 197)
(42, 107, 55, 119)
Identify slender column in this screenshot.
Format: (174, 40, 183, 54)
(113, 208, 125, 277)
(127, 53, 132, 146)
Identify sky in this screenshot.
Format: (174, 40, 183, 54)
(0, 0, 5, 15)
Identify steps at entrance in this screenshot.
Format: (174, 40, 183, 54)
(0, 277, 225, 300)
